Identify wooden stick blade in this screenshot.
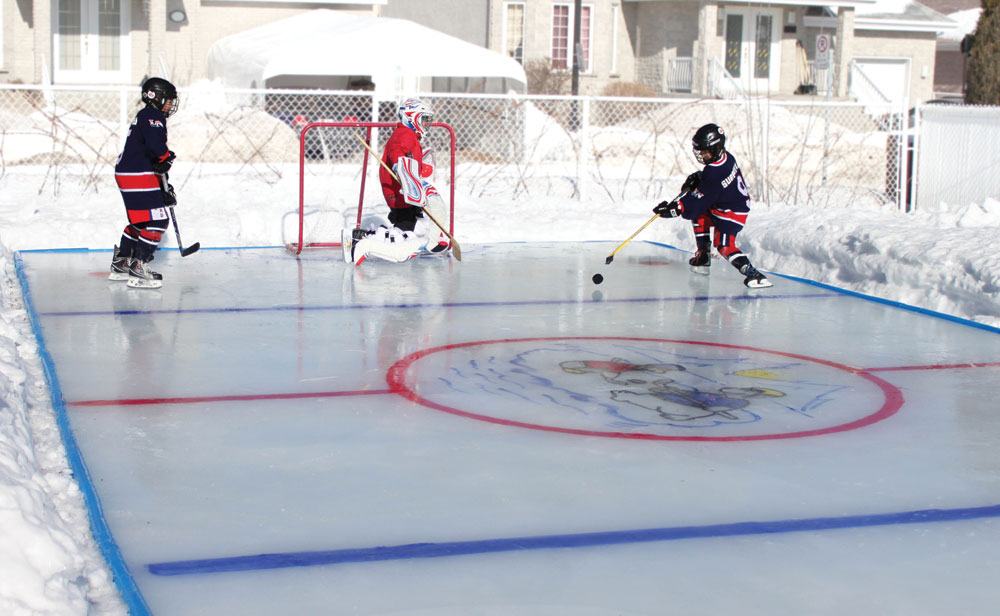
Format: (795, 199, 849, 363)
(450, 240, 462, 261)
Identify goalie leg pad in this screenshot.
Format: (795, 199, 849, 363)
(352, 232, 424, 265)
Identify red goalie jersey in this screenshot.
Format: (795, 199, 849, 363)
(380, 98, 435, 209)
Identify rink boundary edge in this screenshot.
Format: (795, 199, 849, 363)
(643, 241, 1000, 335)
(12, 252, 152, 616)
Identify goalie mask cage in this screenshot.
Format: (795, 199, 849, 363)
(290, 121, 456, 254)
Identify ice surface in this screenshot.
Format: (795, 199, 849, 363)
(17, 243, 1000, 614)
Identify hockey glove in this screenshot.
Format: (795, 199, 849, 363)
(681, 171, 702, 193)
(653, 200, 682, 218)
(162, 183, 177, 207)
(152, 150, 176, 174)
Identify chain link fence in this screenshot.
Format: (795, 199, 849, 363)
(0, 83, 907, 215)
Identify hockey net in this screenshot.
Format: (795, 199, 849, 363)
(289, 121, 456, 254)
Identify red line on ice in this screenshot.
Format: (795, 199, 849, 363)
(68, 388, 394, 408)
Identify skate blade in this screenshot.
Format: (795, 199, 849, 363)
(127, 278, 163, 289)
(108, 271, 129, 281)
(689, 265, 711, 276)
(745, 278, 773, 289)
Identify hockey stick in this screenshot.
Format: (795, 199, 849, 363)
(354, 134, 462, 261)
(604, 190, 687, 265)
(156, 173, 200, 257)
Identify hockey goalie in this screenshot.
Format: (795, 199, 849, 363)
(342, 98, 450, 266)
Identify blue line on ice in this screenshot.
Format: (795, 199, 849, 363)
(40, 293, 836, 317)
(147, 503, 1000, 576)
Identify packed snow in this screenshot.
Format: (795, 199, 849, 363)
(0, 152, 998, 614)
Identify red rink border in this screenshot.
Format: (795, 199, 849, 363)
(386, 336, 905, 442)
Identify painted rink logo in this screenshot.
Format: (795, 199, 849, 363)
(387, 337, 904, 441)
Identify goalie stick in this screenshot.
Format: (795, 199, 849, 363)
(354, 135, 462, 261)
(156, 174, 200, 257)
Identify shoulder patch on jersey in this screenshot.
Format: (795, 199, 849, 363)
(148, 119, 164, 128)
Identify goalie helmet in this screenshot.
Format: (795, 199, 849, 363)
(141, 77, 179, 117)
(397, 98, 433, 137)
(692, 123, 725, 164)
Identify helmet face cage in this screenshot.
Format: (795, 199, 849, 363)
(142, 78, 179, 117)
(398, 98, 433, 136)
(692, 124, 725, 165)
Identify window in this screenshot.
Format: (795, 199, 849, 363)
(552, 5, 569, 69)
(53, 0, 129, 82)
(551, 4, 592, 72)
(503, 2, 525, 64)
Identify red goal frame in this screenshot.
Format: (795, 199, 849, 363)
(291, 121, 457, 254)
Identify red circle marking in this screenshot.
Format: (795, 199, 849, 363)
(386, 336, 904, 442)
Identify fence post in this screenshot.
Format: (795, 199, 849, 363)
(578, 96, 591, 202)
(910, 103, 920, 212)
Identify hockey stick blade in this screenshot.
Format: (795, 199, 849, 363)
(605, 255, 614, 265)
(180, 242, 200, 257)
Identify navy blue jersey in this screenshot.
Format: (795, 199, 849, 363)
(678, 151, 751, 228)
(114, 105, 173, 209)
(114, 105, 170, 174)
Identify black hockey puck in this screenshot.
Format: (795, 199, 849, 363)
(592, 273, 604, 285)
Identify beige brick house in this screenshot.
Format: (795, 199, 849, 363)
(1, 0, 952, 107)
(488, 0, 955, 106)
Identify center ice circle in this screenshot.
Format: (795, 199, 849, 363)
(387, 337, 903, 442)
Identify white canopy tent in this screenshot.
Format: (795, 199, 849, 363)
(207, 10, 527, 95)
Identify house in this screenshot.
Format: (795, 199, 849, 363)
(0, 0, 952, 107)
(484, 0, 956, 107)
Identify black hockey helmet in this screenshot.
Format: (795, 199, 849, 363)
(141, 77, 179, 116)
(692, 123, 726, 164)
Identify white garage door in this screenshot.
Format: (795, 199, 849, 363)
(850, 58, 910, 110)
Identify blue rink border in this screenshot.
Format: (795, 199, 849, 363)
(148, 503, 1000, 576)
(644, 241, 1000, 335)
(13, 253, 151, 615)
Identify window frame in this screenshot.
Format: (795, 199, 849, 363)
(550, 2, 594, 74)
(502, 1, 526, 64)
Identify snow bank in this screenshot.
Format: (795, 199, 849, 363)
(0, 247, 123, 615)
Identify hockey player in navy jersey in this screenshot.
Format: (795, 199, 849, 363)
(109, 77, 179, 289)
(653, 124, 772, 289)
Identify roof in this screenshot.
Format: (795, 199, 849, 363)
(801, 0, 957, 33)
(207, 10, 527, 92)
(940, 7, 980, 41)
(854, 0, 956, 33)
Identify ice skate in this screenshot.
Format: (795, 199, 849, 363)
(688, 249, 710, 275)
(108, 245, 130, 281)
(741, 264, 772, 289)
(127, 258, 163, 289)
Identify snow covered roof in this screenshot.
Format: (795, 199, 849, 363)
(207, 10, 527, 92)
(854, 0, 956, 33)
(940, 7, 980, 41)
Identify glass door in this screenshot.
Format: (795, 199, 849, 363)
(53, 0, 130, 83)
(723, 8, 781, 93)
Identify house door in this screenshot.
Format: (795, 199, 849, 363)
(723, 8, 781, 92)
(53, 0, 130, 83)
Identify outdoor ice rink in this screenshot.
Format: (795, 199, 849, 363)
(16, 242, 1000, 615)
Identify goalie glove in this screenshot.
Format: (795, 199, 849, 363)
(653, 200, 682, 218)
(681, 171, 702, 193)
